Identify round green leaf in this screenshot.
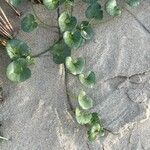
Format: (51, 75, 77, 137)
(6, 39, 30, 60)
(82, 0, 97, 4)
(105, 0, 121, 16)
(85, 2, 103, 20)
(88, 123, 104, 141)
(10, 0, 22, 7)
(78, 90, 93, 110)
(43, 0, 62, 10)
(6, 59, 31, 82)
(21, 14, 38, 32)
(75, 108, 92, 125)
(65, 57, 85, 75)
(79, 21, 94, 40)
(50, 41, 71, 64)
(125, 0, 140, 7)
(59, 12, 77, 32)
(63, 30, 83, 49)
(79, 71, 96, 88)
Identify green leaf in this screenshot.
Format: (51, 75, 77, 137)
(66, 0, 74, 5)
(85, 2, 103, 20)
(6, 58, 31, 82)
(75, 107, 92, 125)
(79, 21, 94, 40)
(105, 0, 121, 16)
(88, 123, 104, 141)
(50, 40, 71, 64)
(6, 39, 30, 60)
(63, 30, 83, 49)
(59, 12, 77, 32)
(125, 0, 140, 7)
(79, 71, 96, 88)
(43, 0, 64, 10)
(21, 14, 38, 32)
(82, 0, 97, 4)
(78, 90, 93, 110)
(90, 112, 100, 125)
(10, 0, 22, 7)
(65, 56, 85, 75)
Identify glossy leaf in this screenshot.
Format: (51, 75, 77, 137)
(65, 57, 85, 75)
(21, 14, 38, 32)
(63, 30, 83, 49)
(59, 12, 77, 32)
(43, 0, 64, 10)
(75, 107, 92, 125)
(10, 0, 22, 7)
(105, 0, 121, 16)
(50, 41, 71, 64)
(78, 90, 93, 110)
(6, 39, 30, 60)
(125, 0, 140, 7)
(6, 58, 31, 82)
(85, 2, 103, 20)
(88, 123, 104, 141)
(58, 12, 77, 31)
(79, 71, 96, 88)
(79, 21, 94, 40)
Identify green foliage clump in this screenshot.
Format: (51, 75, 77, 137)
(1, 0, 141, 141)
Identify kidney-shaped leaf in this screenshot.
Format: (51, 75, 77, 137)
(6, 39, 30, 60)
(75, 107, 92, 125)
(88, 123, 104, 141)
(43, 0, 63, 10)
(78, 90, 93, 110)
(65, 56, 85, 75)
(125, 0, 140, 7)
(63, 30, 84, 49)
(50, 40, 71, 64)
(6, 58, 31, 82)
(85, 2, 103, 20)
(21, 14, 38, 32)
(79, 71, 96, 88)
(105, 0, 121, 16)
(59, 12, 77, 32)
(79, 21, 94, 40)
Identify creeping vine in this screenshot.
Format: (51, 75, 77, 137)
(0, 0, 141, 141)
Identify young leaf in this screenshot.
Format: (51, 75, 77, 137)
(6, 39, 30, 60)
(43, 0, 63, 10)
(50, 40, 71, 64)
(75, 107, 92, 125)
(79, 21, 94, 40)
(79, 71, 96, 88)
(58, 12, 77, 32)
(105, 0, 121, 16)
(85, 2, 103, 20)
(21, 14, 38, 32)
(63, 30, 83, 49)
(10, 0, 22, 7)
(6, 58, 31, 82)
(65, 56, 85, 75)
(125, 0, 140, 7)
(78, 90, 93, 110)
(88, 123, 104, 141)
